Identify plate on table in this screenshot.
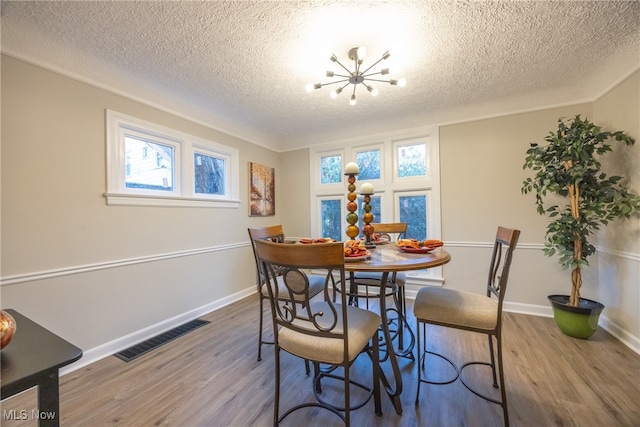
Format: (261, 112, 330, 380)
(300, 238, 335, 244)
(399, 246, 435, 254)
(373, 238, 391, 245)
(344, 251, 370, 262)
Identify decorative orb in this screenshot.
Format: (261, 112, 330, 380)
(346, 212, 358, 225)
(347, 192, 357, 201)
(346, 201, 357, 212)
(348, 176, 356, 184)
(348, 184, 356, 192)
(0, 310, 17, 350)
(363, 224, 374, 236)
(363, 204, 372, 213)
(363, 212, 374, 223)
(346, 225, 359, 239)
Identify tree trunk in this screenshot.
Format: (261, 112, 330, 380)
(570, 239, 582, 306)
(565, 159, 581, 307)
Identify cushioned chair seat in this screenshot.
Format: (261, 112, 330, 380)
(279, 301, 381, 365)
(414, 286, 498, 331)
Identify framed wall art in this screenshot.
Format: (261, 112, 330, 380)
(249, 162, 275, 216)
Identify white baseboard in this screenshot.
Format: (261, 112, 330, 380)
(60, 287, 255, 376)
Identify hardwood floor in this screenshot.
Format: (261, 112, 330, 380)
(2, 294, 639, 426)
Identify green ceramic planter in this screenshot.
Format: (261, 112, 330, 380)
(548, 295, 604, 339)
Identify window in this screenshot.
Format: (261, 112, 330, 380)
(396, 142, 426, 177)
(356, 149, 381, 180)
(310, 128, 441, 283)
(106, 110, 240, 208)
(320, 153, 343, 184)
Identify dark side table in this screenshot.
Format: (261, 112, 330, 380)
(1, 309, 83, 427)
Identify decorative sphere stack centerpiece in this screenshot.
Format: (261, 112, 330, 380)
(344, 162, 360, 241)
(360, 182, 376, 248)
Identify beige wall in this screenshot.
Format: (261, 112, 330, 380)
(439, 104, 591, 304)
(593, 70, 640, 342)
(279, 148, 313, 237)
(2, 54, 638, 365)
(1, 55, 283, 353)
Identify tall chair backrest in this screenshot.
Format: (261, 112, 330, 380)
(253, 239, 349, 349)
(487, 226, 521, 329)
(248, 225, 286, 290)
(370, 222, 407, 240)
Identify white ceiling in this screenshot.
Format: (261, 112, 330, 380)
(2, 1, 639, 152)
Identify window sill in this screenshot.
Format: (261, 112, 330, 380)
(104, 193, 241, 208)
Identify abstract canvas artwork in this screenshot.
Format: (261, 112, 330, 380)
(249, 162, 275, 216)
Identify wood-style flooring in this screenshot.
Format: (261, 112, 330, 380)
(1, 294, 639, 426)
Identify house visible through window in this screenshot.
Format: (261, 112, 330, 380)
(106, 110, 239, 208)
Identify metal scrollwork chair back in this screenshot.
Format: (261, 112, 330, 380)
(248, 226, 325, 361)
(254, 239, 382, 427)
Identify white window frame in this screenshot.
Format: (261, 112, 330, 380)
(310, 127, 442, 284)
(313, 148, 345, 191)
(105, 110, 240, 208)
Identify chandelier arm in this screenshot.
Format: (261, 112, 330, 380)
(333, 58, 354, 76)
(361, 71, 383, 78)
(363, 77, 394, 83)
(318, 78, 351, 87)
(360, 56, 388, 75)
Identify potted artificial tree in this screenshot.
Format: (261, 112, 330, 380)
(522, 115, 640, 339)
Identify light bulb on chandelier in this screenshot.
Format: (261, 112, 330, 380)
(306, 46, 406, 106)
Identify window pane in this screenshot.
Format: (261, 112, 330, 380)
(320, 155, 342, 184)
(125, 136, 174, 191)
(397, 143, 426, 177)
(321, 199, 342, 241)
(357, 149, 381, 180)
(358, 195, 381, 237)
(194, 153, 225, 195)
(399, 195, 427, 240)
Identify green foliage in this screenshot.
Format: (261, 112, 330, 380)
(357, 149, 381, 180)
(522, 115, 640, 273)
(320, 155, 342, 184)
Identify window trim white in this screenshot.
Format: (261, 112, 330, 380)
(314, 148, 346, 192)
(309, 126, 442, 284)
(105, 110, 240, 208)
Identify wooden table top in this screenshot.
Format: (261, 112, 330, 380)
(343, 244, 450, 272)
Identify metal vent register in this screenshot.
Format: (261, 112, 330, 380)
(114, 319, 210, 362)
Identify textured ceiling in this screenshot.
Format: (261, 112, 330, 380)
(1, 1, 639, 152)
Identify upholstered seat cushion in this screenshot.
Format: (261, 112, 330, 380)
(414, 286, 498, 331)
(261, 274, 325, 301)
(278, 302, 381, 365)
(353, 271, 406, 287)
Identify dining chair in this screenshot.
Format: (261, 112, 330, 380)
(253, 239, 382, 426)
(248, 225, 325, 361)
(413, 226, 520, 427)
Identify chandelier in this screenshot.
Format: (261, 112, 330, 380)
(306, 46, 406, 106)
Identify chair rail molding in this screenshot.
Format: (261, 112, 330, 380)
(0, 242, 250, 287)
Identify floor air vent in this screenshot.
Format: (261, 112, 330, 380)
(114, 318, 210, 362)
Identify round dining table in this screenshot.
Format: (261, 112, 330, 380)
(343, 243, 451, 415)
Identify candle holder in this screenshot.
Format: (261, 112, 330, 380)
(360, 184, 376, 249)
(344, 163, 359, 241)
